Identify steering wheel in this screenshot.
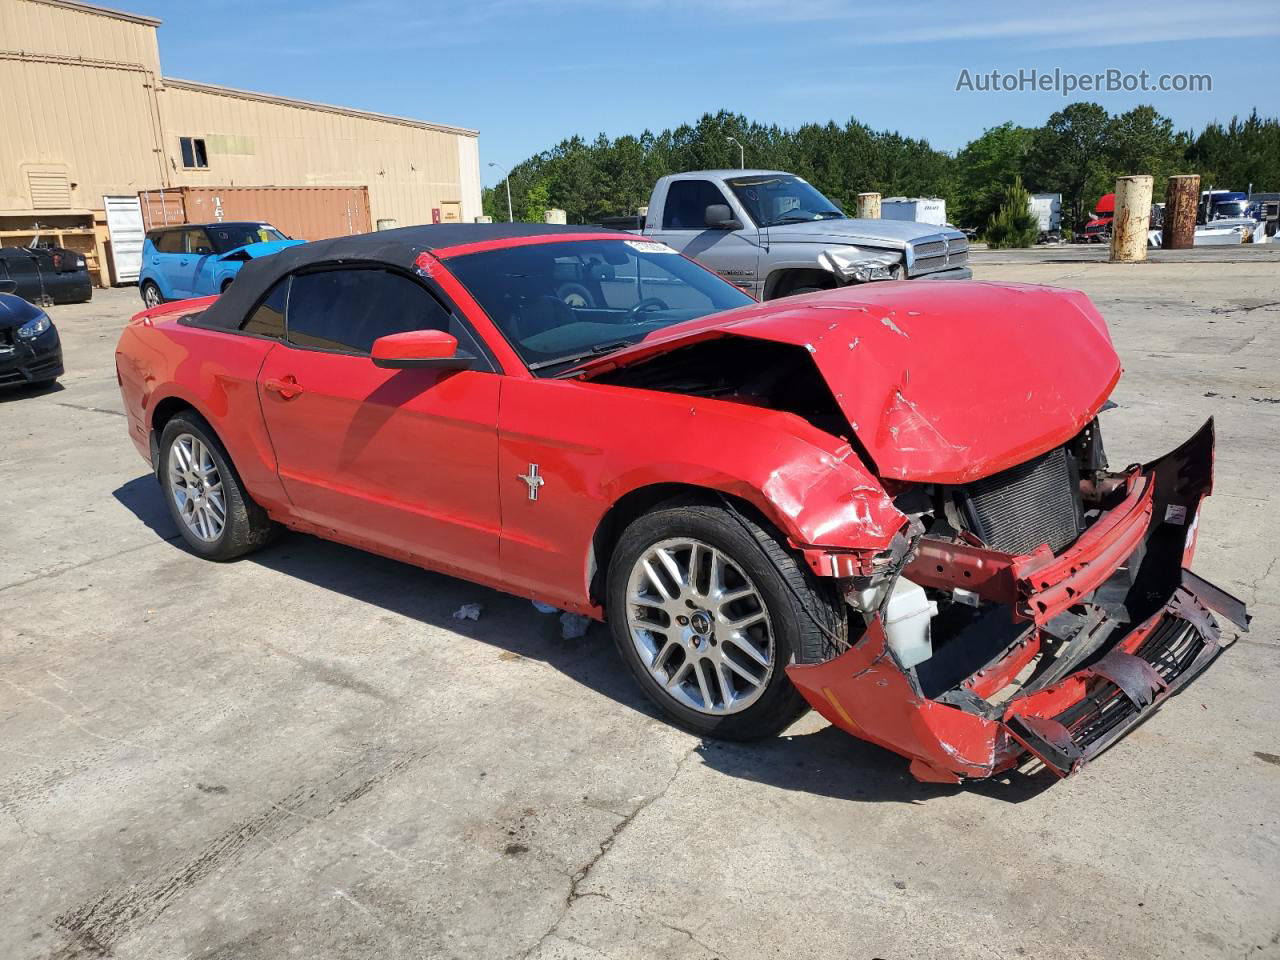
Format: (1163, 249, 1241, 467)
(628, 297, 669, 320)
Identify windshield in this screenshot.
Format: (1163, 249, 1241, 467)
(725, 175, 845, 226)
(1210, 200, 1250, 220)
(207, 223, 288, 254)
(445, 239, 754, 375)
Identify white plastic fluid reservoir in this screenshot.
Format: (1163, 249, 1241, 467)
(882, 577, 938, 669)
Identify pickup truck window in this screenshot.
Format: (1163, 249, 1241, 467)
(662, 180, 733, 230)
(446, 239, 753, 375)
(725, 174, 845, 227)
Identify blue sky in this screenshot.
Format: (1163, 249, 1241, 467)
(127, 0, 1280, 187)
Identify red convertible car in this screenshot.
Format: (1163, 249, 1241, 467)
(115, 224, 1248, 784)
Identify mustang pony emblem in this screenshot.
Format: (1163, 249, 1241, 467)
(519, 463, 545, 501)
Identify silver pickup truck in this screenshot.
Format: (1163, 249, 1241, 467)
(638, 170, 970, 300)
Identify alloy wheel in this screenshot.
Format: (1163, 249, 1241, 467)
(143, 284, 161, 308)
(168, 433, 226, 542)
(625, 537, 775, 715)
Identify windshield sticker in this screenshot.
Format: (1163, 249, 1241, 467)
(624, 240, 677, 255)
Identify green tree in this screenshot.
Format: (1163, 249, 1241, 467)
(1023, 102, 1110, 232)
(984, 176, 1040, 248)
(951, 122, 1035, 229)
(478, 105, 1278, 234)
(1103, 105, 1185, 199)
(1185, 110, 1280, 194)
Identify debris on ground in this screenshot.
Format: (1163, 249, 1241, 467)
(530, 601, 557, 614)
(560, 612, 591, 639)
(452, 603, 483, 621)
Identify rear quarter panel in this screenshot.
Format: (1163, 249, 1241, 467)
(115, 302, 290, 512)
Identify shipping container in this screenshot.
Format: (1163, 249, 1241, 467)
(138, 186, 372, 240)
(880, 197, 948, 227)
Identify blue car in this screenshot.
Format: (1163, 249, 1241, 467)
(138, 222, 304, 306)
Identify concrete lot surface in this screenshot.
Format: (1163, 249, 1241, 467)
(2, 248, 1278, 960)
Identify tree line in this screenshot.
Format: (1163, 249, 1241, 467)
(481, 104, 1280, 234)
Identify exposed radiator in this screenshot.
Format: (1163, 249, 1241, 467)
(957, 445, 1083, 555)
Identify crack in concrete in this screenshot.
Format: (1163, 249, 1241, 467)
(1246, 555, 1278, 610)
(517, 744, 702, 960)
(0, 535, 183, 594)
(1211, 300, 1280, 315)
(54, 402, 125, 417)
(654, 917, 725, 958)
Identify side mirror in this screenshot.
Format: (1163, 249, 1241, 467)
(371, 329, 475, 370)
(704, 204, 742, 230)
(0, 280, 15, 295)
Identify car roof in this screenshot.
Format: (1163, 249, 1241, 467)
(314, 222, 617, 251)
(193, 223, 624, 331)
(669, 169, 792, 179)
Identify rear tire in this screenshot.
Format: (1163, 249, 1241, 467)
(140, 281, 163, 308)
(606, 502, 846, 740)
(159, 412, 275, 561)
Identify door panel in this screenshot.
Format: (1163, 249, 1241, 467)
(181, 229, 216, 298)
(257, 346, 502, 579)
(649, 179, 762, 297)
(104, 195, 145, 283)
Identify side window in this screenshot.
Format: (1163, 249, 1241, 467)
(240, 278, 289, 339)
(2, 254, 37, 278)
(180, 137, 209, 169)
(184, 229, 213, 255)
(662, 180, 730, 230)
(285, 268, 450, 354)
(154, 231, 183, 254)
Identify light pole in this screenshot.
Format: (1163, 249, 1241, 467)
(726, 136, 745, 169)
(488, 161, 513, 222)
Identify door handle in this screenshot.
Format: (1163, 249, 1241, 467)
(179, 259, 189, 266)
(264, 375, 303, 400)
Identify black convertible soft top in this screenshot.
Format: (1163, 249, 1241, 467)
(195, 223, 619, 331)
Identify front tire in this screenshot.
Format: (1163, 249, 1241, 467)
(607, 502, 846, 740)
(159, 413, 275, 560)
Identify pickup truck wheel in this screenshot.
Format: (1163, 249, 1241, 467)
(159, 413, 275, 561)
(607, 503, 846, 740)
(140, 281, 163, 308)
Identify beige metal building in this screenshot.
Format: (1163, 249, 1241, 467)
(0, 0, 482, 284)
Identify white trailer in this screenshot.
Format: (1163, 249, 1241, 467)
(1028, 193, 1062, 242)
(880, 197, 947, 226)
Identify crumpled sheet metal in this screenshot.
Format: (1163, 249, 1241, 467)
(786, 619, 1009, 785)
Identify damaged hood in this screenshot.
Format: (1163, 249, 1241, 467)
(575, 282, 1121, 484)
(763, 217, 961, 250)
